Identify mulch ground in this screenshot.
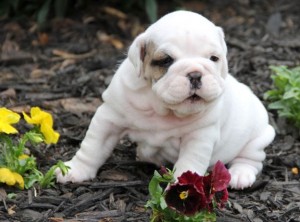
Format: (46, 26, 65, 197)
(1, 1, 300, 221)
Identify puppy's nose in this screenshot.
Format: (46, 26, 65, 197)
(187, 72, 202, 89)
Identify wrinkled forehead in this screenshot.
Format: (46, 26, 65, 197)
(146, 28, 223, 58)
(145, 13, 223, 57)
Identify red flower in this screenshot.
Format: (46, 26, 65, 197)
(164, 161, 230, 216)
(165, 171, 208, 215)
(203, 161, 231, 209)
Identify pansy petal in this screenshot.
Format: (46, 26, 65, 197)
(0, 108, 20, 123)
(211, 161, 231, 191)
(34, 107, 52, 120)
(23, 111, 36, 124)
(0, 108, 20, 134)
(34, 108, 52, 123)
(23, 107, 51, 125)
(0, 168, 16, 186)
(12, 172, 24, 189)
(3, 110, 20, 124)
(42, 115, 54, 127)
(29, 107, 45, 123)
(178, 171, 204, 185)
(41, 122, 60, 144)
(0, 123, 18, 134)
(177, 171, 204, 194)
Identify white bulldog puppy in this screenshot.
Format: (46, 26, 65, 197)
(56, 11, 275, 189)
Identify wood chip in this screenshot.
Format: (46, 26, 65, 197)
(7, 205, 16, 215)
(97, 31, 124, 49)
(100, 169, 129, 181)
(60, 97, 101, 114)
(102, 6, 127, 19)
(233, 202, 244, 214)
(0, 88, 16, 98)
(260, 191, 271, 201)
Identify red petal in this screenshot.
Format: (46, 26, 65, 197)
(177, 171, 196, 184)
(177, 171, 205, 194)
(211, 161, 231, 191)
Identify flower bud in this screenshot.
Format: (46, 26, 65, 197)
(27, 132, 43, 144)
(159, 166, 169, 176)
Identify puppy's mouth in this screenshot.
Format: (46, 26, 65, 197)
(187, 94, 202, 102)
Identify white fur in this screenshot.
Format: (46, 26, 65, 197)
(56, 11, 275, 189)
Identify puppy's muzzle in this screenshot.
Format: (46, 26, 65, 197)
(187, 72, 202, 89)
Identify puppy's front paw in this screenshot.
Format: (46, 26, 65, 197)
(55, 160, 97, 184)
(229, 164, 257, 189)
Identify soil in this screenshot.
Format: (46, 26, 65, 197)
(1, 0, 300, 221)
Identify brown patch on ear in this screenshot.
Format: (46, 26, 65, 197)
(142, 41, 168, 82)
(140, 44, 146, 62)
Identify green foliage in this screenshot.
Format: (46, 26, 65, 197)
(0, 131, 42, 175)
(40, 160, 69, 188)
(145, 0, 157, 23)
(25, 160, 69, 189)
(0, 131, 69, 189)
(264, 65, 300, 127)
(0, 107, 68, 189)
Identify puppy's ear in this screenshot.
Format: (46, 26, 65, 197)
(217, 27, 228, 78)
(128, 33, 147, 77)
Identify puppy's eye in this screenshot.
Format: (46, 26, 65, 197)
(210, 55, 219, 62)
(151, 56, 174, 68)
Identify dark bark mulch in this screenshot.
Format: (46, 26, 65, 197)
(1, 1, 300, 221)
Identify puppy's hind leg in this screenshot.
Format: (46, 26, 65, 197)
(229, 125, 275, 189)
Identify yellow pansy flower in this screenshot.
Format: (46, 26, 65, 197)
(23, 107, 60, 144)
(40, 120, 60, 144)
(0, 107, 20, 134)
(23, 107, 52, 125)
(0, 168, 24, 189)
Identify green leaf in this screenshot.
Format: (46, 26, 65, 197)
(268, 101, 286, 110)
(7, 193, 17, 199)
(40, 160, 70, 188)
(265, 65, 300, 128)
(283, 89, 300, 100)
(26, 132, 44, 144)
(24, 169, 43, 189)
(160, 196, 167, 210)
(148, 171, 163, 201)
(56, 160, 70, 176)
(145, 0, 157, 23)
(37, 0, 52, 28)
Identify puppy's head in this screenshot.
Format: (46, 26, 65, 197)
(128, 11, 228, 117)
